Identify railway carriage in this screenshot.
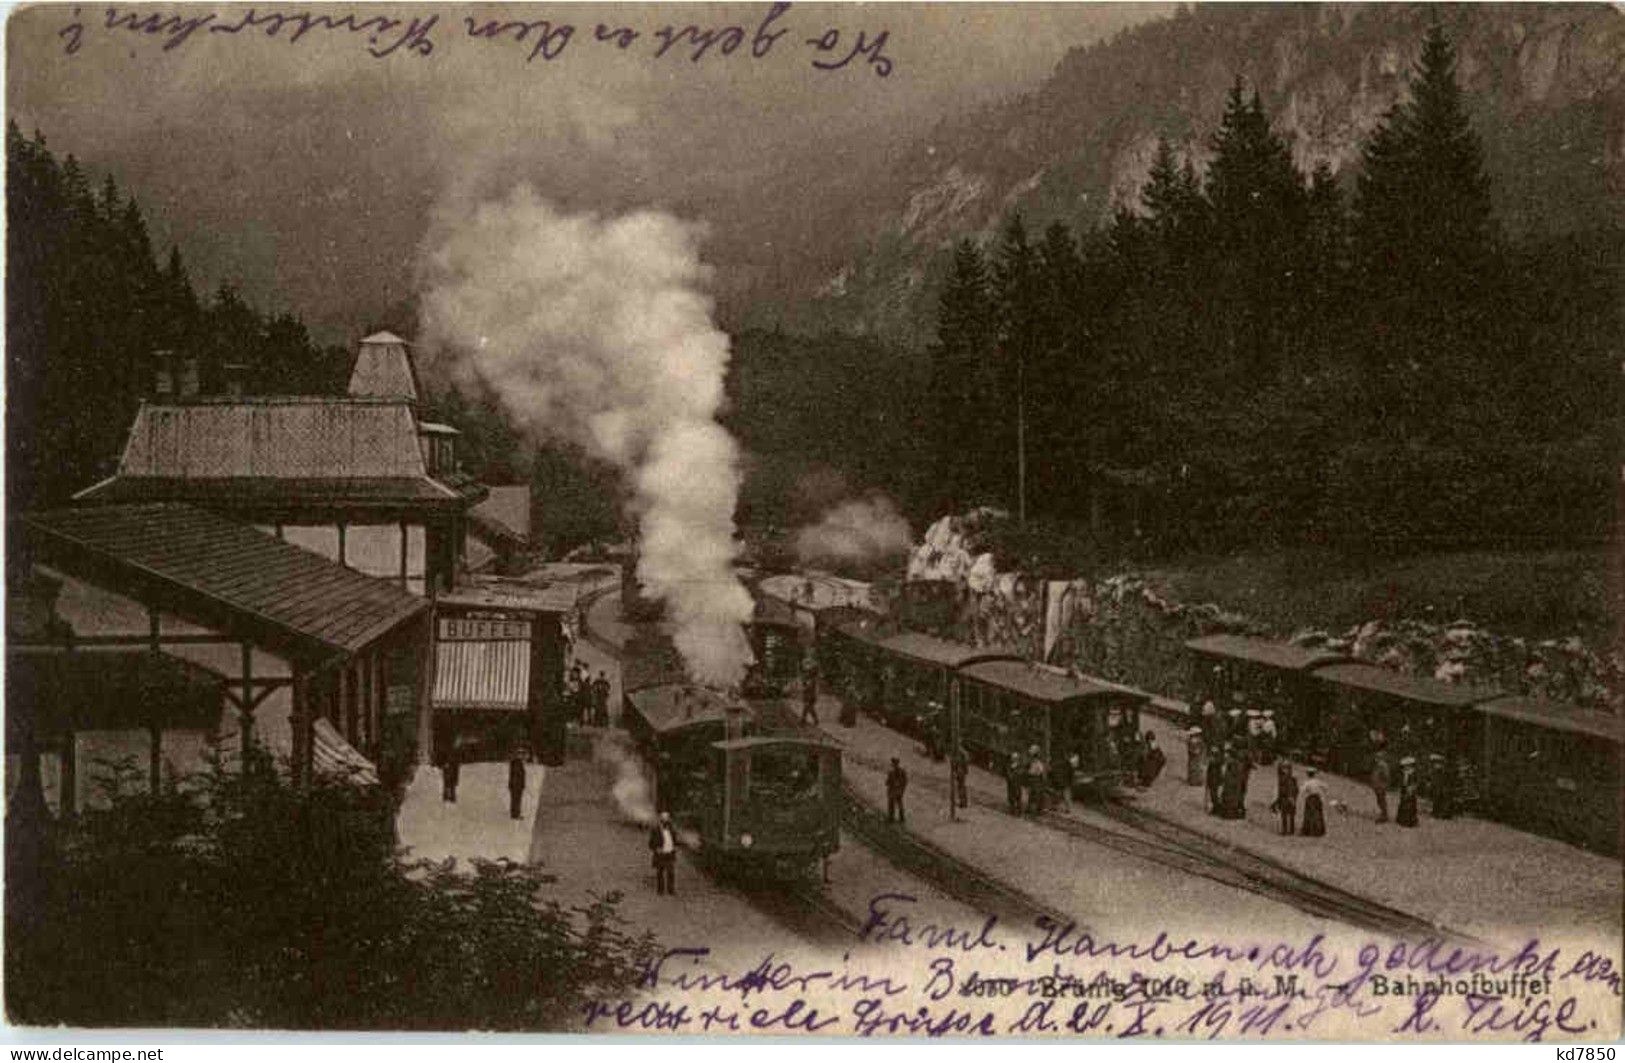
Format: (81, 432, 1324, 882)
(744, 594, 804, 697)
(1472, 695, 1621, 855)
(872, 631, 1021, 748)
(1185, 634, 1347, 757)
(1308, 662, 1498, 784)
(957, 659, 1150, 790)
(819, 615, 890, 719)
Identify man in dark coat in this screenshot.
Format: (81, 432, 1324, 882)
(885, 757, 909, 824)
(591, 672, 611, 727)
(1274, 761, 1299, 835)
(1205, 743, 1224, 815)
(507, 752, 528, 820)
(801, 661, 820, 725)
(648, 812, 678, 895)
(1006, 751, 1024, 814)
(950, 746, 970, 810)
(441, 745, 461, 803)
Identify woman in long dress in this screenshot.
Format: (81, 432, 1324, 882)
(1396, 760, 1420, 827)
(1299, 768, 1327, 837)
(1186, 727, 1206, 787)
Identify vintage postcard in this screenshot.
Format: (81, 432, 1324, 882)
(4, 0, 1621, 1044)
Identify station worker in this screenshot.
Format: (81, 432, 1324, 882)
(649, 812, 678, 895)
(1370, 749, 1392, 824)
(507, 750, 528, 820)
(950, 745, 970, 810)
(886, 757, 909, 824)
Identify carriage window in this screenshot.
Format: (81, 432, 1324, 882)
(747, 745, 823, 804)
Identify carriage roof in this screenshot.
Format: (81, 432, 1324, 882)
(624, 683, 752, 734)
(830, 617, 889, 644)
(959, 659, 1150, 704)
(877, 631, 1022, 669)
(1310, 661, 1500, 708)
(1476, 695, 1623, 744)
(712, 735, 843, 753)
(1185, 634, 1348, 672)
(752, 594, 800, 629)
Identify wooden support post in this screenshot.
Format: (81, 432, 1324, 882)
(240, 643, 255, 763)
(291, 668, 309, 791)
(60, 731, 77, 818)
(148, 607, 164, 794)
(418, 610, 436, 766)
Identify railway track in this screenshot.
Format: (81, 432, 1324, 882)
(838, 785, 1073, 931)
(1063, 800, 1473, 943)
(755, 701, 1071, 930)
(717, 872, 868, 945)
(835, 738, 1468, 943)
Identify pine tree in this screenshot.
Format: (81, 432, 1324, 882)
(994, 213, 1044, 520)
(931, 239, 996, 509)
(1355, 24, 1492, 302)
(1352, 24, 1499, 442)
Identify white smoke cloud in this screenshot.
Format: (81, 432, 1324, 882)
(596, 734, 656, 827)
(795, 494, 914, 571)
(418, 186, 754, 686)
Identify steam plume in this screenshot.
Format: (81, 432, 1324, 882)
(596, 734, 656, 826)
(419, 186, 754, 686)
(795, 494, 913, 570)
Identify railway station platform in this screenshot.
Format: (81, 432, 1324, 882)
(813, 699, 1621, 946)
(396, 759, 547, 865)
(577, 587, 1618, 950)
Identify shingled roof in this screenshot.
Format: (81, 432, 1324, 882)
(73, 397, 464, 509)
(23, 503, 429, 662)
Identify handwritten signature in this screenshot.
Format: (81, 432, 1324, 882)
(579, 891, 1618, 1040)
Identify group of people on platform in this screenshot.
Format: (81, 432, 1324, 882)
(1184, 696, 1435, 836)
(567, 661, 612, 728)
(992, 729, 1167, 817)
(438, 744, 532, 821)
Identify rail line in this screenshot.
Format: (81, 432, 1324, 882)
(838, 786, 1074, 931)
(835, 738, 1468, 943)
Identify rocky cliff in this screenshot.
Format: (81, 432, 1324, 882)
(771, 3, 1624, 345)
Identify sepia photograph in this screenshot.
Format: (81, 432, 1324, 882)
(3, 0, 1622, 1043)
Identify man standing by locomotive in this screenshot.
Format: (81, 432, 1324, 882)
(649, 811, 678, 895)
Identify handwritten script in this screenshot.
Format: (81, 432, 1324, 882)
(55, 3, 896, 75)
(582, 893, 1622, 1039)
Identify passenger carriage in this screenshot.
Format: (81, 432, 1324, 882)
(744, 594, 804, 697)
(1185, 634, 1348, 761)
(957, 659, 1150, 790)
(818, 614, 890, 720)
(1473, 695, 1621, 855)
(871, 631, 1021, 751)
(1308, 662, 1498, 785)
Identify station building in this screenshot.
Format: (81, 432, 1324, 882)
(74, 332, 486, 596)
(7, 503, 431, 817)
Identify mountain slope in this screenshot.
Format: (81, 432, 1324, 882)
(764, 3, 1624, 346)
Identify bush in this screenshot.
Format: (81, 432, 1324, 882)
(5, 758, 658, 1030)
